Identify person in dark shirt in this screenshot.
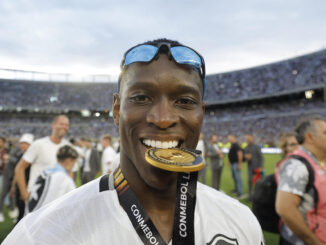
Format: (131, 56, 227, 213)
(227, 134, 243, 197)
(244, 134, 263, 200)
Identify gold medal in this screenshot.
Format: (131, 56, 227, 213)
(145, 148, 204, 172)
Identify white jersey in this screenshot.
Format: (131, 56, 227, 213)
(23, 136, 70, 191)
(4, 175, 264, 245)
(101, 146, 117, 174)
(26, 164, 76, 214)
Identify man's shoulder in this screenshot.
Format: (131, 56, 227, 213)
(103, 146, 116, 155)
(280, 157, 309, 174)
(31, 136, 49, 145)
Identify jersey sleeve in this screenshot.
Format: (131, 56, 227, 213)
(22, 140, 39, 165)
(278, 158, 309, 196)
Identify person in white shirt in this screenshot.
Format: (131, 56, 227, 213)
(25, 145, 77, 214)
(101, 134, 117, 174)
(4, 39, 264, 245)
(14, 115, 70, 202)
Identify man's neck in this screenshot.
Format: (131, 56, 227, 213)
(50, 135, 62, 144)
(302, 144, 326, 162)
(120, 156, 177, 242)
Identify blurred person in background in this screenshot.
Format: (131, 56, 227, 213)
(0, 134, 33, 222)
(244, 134, 263, 201)
(206, 134, 224, 190)
(69, 138, 84, 181)
(276, 116, 326, 245)
(14, 115, 70, 203)
(101, 134, 117, 175)
(196, 132, 206, 184)
(227, 134, 244, 197)
(279, 132, 299, 157)
(81, 138, 101, 184)
(25, 145, 78, 214)
(0, 136, 9, 191)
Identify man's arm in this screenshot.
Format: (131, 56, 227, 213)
(237, 150, 243, 170)
(14, 159, 31, 202)
(276, 191, 322, 245)
(244, 147, 252, 161)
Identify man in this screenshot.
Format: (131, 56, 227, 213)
(4, 39, 264, 244)
(101, 134, 117, 174)
(227, 134, 244, 197)
(275, 116, 326, 245)
(14, 115, 70, 203)
(0, 134, 33, 222)
(81, 138, 100, 184)
(244, 134, 263, 200)
(205, 134, 223, 190)
(26, 145, 78, 214)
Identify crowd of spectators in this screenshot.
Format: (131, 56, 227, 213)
(204, 49, 326, 101)
(0, 80, 116, 111)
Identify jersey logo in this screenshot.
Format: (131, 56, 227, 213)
(207, 234, 239, 245)
(27, 172, 48, 212)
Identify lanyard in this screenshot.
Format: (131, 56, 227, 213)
(114, 168, 198, 245)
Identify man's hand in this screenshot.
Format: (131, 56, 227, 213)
(22, 191, 30, 202)
(244, 153, 252, 160)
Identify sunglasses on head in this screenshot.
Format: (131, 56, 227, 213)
(118, 42, 206, 96)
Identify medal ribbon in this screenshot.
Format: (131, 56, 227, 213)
(114, 168, 198, 245)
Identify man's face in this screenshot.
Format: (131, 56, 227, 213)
(114, 54, 205, 190)
(311, 120, 326, 158)
(228, 135, 234, 143)
(101, 138, 108, 148)
(52, 116, 69, 138)
(285, 136, 298, 155)
(246, 135, 253, 144)
(211, 135, 218, 143)
(19, 142, 30, 152)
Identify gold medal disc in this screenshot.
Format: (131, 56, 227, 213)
(145, 148, 204, 172)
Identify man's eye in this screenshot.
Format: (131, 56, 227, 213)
(130, 95, 151, 103)
(176, 98, 196, 105)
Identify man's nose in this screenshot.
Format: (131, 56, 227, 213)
(146, 98, 179, 129)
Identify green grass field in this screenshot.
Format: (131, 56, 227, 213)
(0, 154, 282, 244)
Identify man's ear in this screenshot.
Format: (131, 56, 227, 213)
(112, 93, 120, 126)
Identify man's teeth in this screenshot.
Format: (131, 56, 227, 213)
(143, 139, 178, 148)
